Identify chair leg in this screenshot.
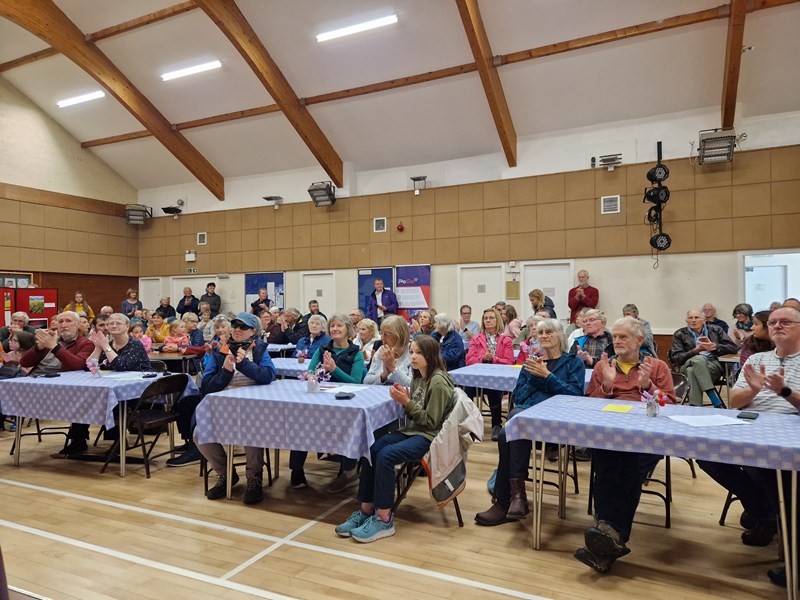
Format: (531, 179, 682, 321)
(93, 426, 105, 447)
(570, 445, 579, 495)
(453, 497, 464, 527)
(264, 448, 273, 487)
(719, 491, 739, 526)
(35, 419, 43, 442)
(684, 457, 697, 479)
(587, 461, 595, 516)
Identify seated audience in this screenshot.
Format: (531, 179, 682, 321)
(63, 291, 94, 319)
(515, 316, 544, 364)
(702, 303, 730, 334)
(92, 314, 110, 336)
(181, 313, 204, 347)
(569, 309, 612, 368)
(197, 302, 213, 338)
(249, 287, 273, 317)
(731, 302, 754, 347)
(199, 282, 221, 318)
(156, 297, 176, 319)
(476, 319, 584, 525)
(566, 307, 590, 340)
(145, 312, 170, 344)
(784, 298, 800, 311)
(162, 320, 190, 352)
(0, 331, 36, 370)
(304, 299, 326, 321)
(622, 303, 656, 356)
(290, 314, 366, 491)
(457, 305, 480, 342)
(294, 314, 330, 359)
(668, 309, 738, 407)
(431, 313, 465, 371)
(176, 287, 200, 317)
(77, 314, 91, 338)
(411, 311, 435, 338)
(196, 313, 276, 503)
(353, 318, 381, 366)
(271, 307, 307, 344)
(529, 288, 556, 319)
(697, 306, 800, 567)
(260, 307, 283, 343)
(364, 315, 412, 386)
(574, 317, 676, 573)
(335, 335, 454, 543)
(740, 310, 774, 365)
(120, 289, 142, 318)
(502, 304, 523, 344)
(0, 312, 36, 352)
(465, 307, 514, 441)
(349, 309, 365, 327)
(129, 323, 152, 352)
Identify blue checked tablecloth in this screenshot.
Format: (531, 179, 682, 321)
(0, 371, 198, 429)
(449, 364, 592, 392)
(195, 379, 404, 461)
(267, 343, 296, 353)
(271, 357, 310, 378)
(504, 395, 800, 471)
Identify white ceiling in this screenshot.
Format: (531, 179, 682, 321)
(2, 0, 799, 193)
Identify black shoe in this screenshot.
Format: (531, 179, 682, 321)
(172, 442, 188, 453)
(56, 439, 88, 456)
(768, 566, 787, 588)
(574, 546, 613, 574)
(741, 520, 777, 546)
(490, 425, 502, 442)
(166, 444, 202, 467)
(207, 472, 239, 500)
(739, 511, 758, 530)
(290, 469, 308, 489)
(244, 475, 264, 504)
(573, 447, 592, 461)
(584, 522, 631, 565)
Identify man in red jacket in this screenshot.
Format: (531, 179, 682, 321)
(20, 311, 95, 454)
(568, 270, 599, 324)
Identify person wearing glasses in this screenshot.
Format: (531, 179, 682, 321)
(457, 305, 480, 342)
(196, 312, 276, 504)
(349, 309, 365, 327)
(364, 315, 412, 387)
(696, 307, 800, 587)
(568, 309, 612, 368)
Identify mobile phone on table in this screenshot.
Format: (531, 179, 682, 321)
(737, 411, 759, 420)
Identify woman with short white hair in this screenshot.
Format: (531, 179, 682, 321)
(294, 314, 330, 359)
(354, 318, 381, 366)
(431, 313, 465, 370)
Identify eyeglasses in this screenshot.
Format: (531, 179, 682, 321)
(231, 322, 253, 330)
(582, 318, 598, 324)
(767, 320, 800, 328)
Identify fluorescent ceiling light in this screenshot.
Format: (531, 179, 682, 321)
(161, 60, 222, 82)
(316, 14, 398, 42)
(56, 90, 105, 108)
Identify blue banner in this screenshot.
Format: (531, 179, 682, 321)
(357, 267, 394, 315)
(244, 272, 285, 310)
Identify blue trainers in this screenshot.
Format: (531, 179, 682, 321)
(351, 514, 396, 543)
(335, 510, 371, 537)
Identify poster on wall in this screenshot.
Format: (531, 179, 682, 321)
(0, 271, 33, 290)
(357, 267, 394, 317)
(244, 272, 285, 311)
(395, 264, 431, 320)
(15, 287, 58, 329)
(1, 288, 15, 329)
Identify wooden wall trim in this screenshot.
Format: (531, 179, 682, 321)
(0, 181, 128, 217)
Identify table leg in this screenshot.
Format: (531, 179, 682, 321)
(119, 401, 127, 477)
(530, 442, 545, 550)
(274, 449, 280, 479)
(13, 415, 22, 467)
(226, 444, 234, 500)
(777, 469, 797, 600)
(557, 444, 567, 520)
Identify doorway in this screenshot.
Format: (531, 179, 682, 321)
(300, 271, 336, 316)
(521, 261, 573, 325)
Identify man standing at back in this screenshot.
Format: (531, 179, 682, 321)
(568, 270, 599, 324)
(200, 282, 221, 318)
(367, 278, 398, 324)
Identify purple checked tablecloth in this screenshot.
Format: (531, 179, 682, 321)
(271, 357, 310, 378)
(195, 379, 404, 461)
(0, 371, 198, 429)
(449, 364, 592, 393)
(504, 395, 800, 471)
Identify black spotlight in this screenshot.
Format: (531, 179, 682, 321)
(646, 163, 670, 184)
(650, 233, 672, 251)
(644, 186, 670, 204)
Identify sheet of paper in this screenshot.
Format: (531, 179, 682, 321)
(666, 415, 749, 427)
(322, 384, 366, 394)
(602, 404, 634, 413)
(510, 364, 523, 369)
(101, 372, 149, 380)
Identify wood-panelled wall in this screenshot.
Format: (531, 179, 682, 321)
(137, 145, 800, 277)
(40, 273, 139, 316)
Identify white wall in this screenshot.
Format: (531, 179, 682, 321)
(0, 77, 137, 204)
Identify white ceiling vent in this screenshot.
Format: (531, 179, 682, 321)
(600, 195, 621, 215)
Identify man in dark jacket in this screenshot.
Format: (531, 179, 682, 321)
(668, 309, 738, 407)
(199, 282, 221, 318)
(366, 278, 398, 323)
(176, 287, 200, 317)
(196, 312, 275, 504)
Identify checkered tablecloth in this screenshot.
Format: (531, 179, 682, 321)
(504, 395, 800, 471)
(195, 379, 403, 461)
(0, 371, 198, 429)
(267, 343, 296, 353)
(271, 357, 310, 378)
(449, 364, 592, 392)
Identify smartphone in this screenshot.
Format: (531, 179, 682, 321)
(737, 411, 759, 420)
(142, 372, 158, 378)
(43, 372, 61, 378)
(335, 392, 355, 400)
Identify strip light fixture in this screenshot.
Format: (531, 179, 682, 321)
(316, 14, 398, 42)
(56, 90, 105, 108)
(161, 59, 222, 82)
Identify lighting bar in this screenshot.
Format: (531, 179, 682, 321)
(161, 60, 222, 82)
(316, 14, 398, 42)
(56, 90, 105, 108)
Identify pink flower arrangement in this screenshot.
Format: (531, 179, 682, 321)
(86, 358, 99, 376)
(298, 365, 331, 384)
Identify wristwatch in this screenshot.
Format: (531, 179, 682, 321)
(779, 387, 793, 398)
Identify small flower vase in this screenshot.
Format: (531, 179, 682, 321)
(306, 379, 320, 393)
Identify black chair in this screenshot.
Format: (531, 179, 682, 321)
(149, 360, 169, 373)
(393, 460, 464, 527)
(719, 491, 741, 526)
(100, 374, 189, 478)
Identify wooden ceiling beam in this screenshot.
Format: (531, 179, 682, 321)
(195, 0, 343, 188)
(0, 1, 197, 72)
(455, 0, 517, 167)
(721, 0, 748, 128)
(0, 0, 225, 200)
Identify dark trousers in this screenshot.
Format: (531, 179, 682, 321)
(289, 450, 357, 472)
(698, 460, 777, 521)
(495, 407, 531, 505)
(592, 449, 662, 542)
(175, 394, 202, 441)
(357, 431, 431, 510)
(465, 387, 503, 427)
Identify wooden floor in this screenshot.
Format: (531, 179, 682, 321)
(0, 418, 785, 600)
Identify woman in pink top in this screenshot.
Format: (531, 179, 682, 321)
(502, 304, 523, 344)
(466, 307, 514, 440)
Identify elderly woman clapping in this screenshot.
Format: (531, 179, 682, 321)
(431, 313, 465, 371)
(354, 318, 381, 366)
(295, 314, 330, 359)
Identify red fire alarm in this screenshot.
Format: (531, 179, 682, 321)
(396, 221, 405, 232)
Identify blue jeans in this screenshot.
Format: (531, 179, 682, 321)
(357, 431, 431, 510)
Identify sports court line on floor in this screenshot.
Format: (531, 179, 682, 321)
(0, 477, 550, 600)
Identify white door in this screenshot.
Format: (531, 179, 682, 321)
(745, 265, 787, 312)
(458, 264, 505, 317)
(138, 277, 162, 312)
(521, 261, 573, 325)
(300, 272, 336, 316)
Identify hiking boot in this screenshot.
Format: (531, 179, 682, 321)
(475, 502, 512, 526)
(507, 478, 530, 520)
(243, 475, 264, 505)
(206, 472, 239, 500)
(166, 443, 202, 467)
(574, 547, 614, 574)
(335, 509, 371, 537)
(739, 511, 757, 530)
(290, 469, 308, 489)
(741, 520, 777, 546)
(351, 514, 395, 543)
(327, 469, 359, 493)
(583, 521, 630, 567)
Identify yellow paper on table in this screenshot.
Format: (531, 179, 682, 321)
(602, 404, 634, 413)
(510, 364, 523, 369)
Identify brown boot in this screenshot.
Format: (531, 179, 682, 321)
(475, 502, 511, 526)
(507, 478, 529, 520)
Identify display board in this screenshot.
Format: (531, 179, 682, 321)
(1, 288, 16, 329)
(357, 267, 394, 316)
(395, 264, 431, 320)
(15, 287, 59, 328)
(244, 272, 285, 311)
